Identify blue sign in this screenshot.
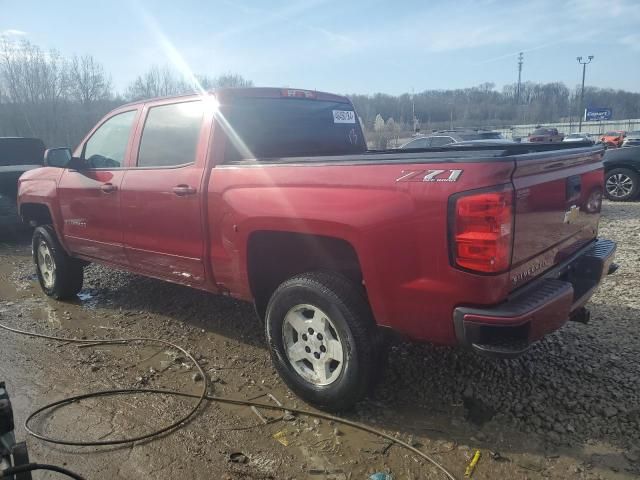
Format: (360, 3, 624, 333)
(585, 107, 612, 121)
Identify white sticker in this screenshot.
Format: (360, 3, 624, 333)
(333, 110, 356, 124)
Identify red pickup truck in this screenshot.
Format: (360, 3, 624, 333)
(17, 88, 616, 410)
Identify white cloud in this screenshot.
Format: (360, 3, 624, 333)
(0, 29, 27, 37)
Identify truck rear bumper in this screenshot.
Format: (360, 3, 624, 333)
(453, 239, 617, 358)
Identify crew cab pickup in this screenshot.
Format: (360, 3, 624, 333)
(17, 88, 616, 410)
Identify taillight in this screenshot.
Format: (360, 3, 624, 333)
(450, 188, 513, 273)
(281, 89, 316, 99)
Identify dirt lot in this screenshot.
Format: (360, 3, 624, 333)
(1, 200, 639, 480)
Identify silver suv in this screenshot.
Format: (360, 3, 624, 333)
(400, 129, 503, 149)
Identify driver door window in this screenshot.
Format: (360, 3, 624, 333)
(83, 110, 137, 168)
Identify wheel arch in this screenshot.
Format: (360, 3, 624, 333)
(20, 202, 54, 227)
(246, 231, 366, 320)
(605, 162, 640, 174)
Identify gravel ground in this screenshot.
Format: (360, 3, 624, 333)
(0, 200, 639, 479)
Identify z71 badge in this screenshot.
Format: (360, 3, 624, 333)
(396, 169, 463, 183)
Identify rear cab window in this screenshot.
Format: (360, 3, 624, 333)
(0, 138, 46, 167)
(220, 96, 366, 162)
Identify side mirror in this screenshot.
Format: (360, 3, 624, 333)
(44, 148, 72, 168)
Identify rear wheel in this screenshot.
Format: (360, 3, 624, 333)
(33, 225, 84, 300)
(604, 168, 639, 201)
(265, 272, 384, 411)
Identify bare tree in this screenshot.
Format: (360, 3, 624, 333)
(197, 73, 253, 89)
(0, 39, 70, 143)
(125, 65, 190, 101)
(373, 114, 387, 149)
(69, 54, 112, 106)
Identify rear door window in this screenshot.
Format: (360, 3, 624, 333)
(137, 101, 204, 167)
(221, 97, 366, 162)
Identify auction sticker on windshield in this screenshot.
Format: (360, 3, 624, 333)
(333, 110, 356, 123)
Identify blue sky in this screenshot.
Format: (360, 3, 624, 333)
(1, 0, 639, 95)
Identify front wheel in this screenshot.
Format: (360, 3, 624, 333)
(33, 225, 84, 300)
(265, 272, 384, 411)
(604, 168, 639, 201)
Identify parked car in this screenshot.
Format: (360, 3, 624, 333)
(18, 88, 616, 410)
(400, 129, 503, 149)
(564, 132, 594, 143)
(0, 137, 45, 231)
(528, 127, 564, 143)
(600, 130, 626, 148)
(622, 130, 640, 147)
(603, 144, 640, 200)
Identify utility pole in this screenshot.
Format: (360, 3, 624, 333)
(577, 55, 594, 132)
(516, 52, 523, 104)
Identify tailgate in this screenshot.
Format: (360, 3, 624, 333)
(509, 147, 604, 290)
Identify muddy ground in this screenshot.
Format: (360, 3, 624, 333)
(0, 200, 639, 480)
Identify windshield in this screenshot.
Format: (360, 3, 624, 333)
(222, 98, 366, 161)
(604, 131, 621, 136)
(532, 128, 550, 135)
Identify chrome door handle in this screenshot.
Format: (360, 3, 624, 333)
(172, 185, 196, 196)
(100, 183, 117, 193)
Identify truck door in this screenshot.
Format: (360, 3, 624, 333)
(119, 99, 209, 285)
(57, 108, 139, 264)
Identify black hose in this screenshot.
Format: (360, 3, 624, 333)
(1, 463, 86, 480)
(0, 321, 207, 447)
(0, 320, 457, 480)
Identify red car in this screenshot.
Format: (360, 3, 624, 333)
(17, 88, 616, 410)
(600, 130, 626, 148)
(528, 127, 564, 143)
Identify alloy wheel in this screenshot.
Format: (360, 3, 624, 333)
(606, 173, 634, 199)
(37, 241, 56, 288)
(282, 304, 345, 386)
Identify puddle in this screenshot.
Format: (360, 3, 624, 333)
(77, 292, 94, 301)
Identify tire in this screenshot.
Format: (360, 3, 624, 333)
(265, 272, 384, 411)
(604, 168, 639, 201)
(32, 225, 84, 300)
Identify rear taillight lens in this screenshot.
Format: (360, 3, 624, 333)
(451, 188, 513, 273)
(281, 89, 316, 99)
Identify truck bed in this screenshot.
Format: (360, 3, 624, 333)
(225, 142, 599, 165)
